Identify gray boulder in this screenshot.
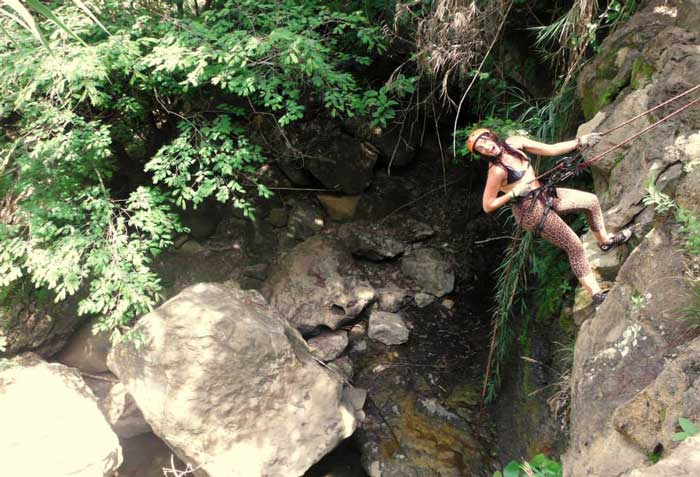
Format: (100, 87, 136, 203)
(401, 248, 455, 297)
(108, 283, 359, 477)
(307, 329, 349, 362)
(0, 353, 122, 476)
(368, 311, 410, 346)
(262, 236, 375, 334)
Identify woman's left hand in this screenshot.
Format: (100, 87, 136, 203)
(578, 132, 603, 148)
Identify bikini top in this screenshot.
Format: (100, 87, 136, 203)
(491, 148, 531, 184)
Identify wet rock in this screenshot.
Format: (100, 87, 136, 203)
(307, 329, 349, 362)
(108, 283, 358, 477)
(54, 317, 112, 374)
(401, 248, 454, 297)
(303, 134, 378, 194)
(262, 236, 375, 334)
(357, 394, 487, 477)
(317, 193, 362, 221)
(0, 353, 122, 476)
(368, 311, 409, 346)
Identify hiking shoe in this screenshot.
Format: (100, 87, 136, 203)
(593, 290, 609, 309)
(599, 228, 632, 252)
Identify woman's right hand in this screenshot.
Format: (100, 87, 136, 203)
(510, 181, 533, 200)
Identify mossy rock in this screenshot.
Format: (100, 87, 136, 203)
(631, 58, 656, 90)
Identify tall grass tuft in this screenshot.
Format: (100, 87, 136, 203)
(484, 228, 534, 403)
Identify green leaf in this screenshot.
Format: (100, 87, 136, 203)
(672, 432, 688, 442)
(24, 0, 86, 46)
(504, 461, 521, 477)
(679, 418, 697, 436)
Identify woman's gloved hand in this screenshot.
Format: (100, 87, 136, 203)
(578, 132, 603, 149)
(509, 181, 533, 201)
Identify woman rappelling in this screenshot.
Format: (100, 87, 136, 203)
(467, 128, 632, 306)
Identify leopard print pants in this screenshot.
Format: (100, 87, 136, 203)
(512, 188, 605, 278)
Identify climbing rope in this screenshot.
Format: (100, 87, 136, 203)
(532, 83, 700, 187)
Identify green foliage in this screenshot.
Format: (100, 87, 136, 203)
(647, 449, 662, 464)
(672, 417, 699, 442)
(643, 181, 700, 255)
(145, 115, 269, 216)
(493, 454, 562, 477)
(630, 290, 648, 311)
(0, 0, 398, 333)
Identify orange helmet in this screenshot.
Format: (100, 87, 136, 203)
(466, 128, 493, 154)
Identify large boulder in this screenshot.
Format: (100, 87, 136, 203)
(0, 353, 122, 476)
(262, 236, 375, 334)
(108, 283, 359, 477)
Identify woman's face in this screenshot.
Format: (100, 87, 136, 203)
(474, 136, 501, 157)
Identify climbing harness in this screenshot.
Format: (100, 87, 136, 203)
(475, 83, 700, 436)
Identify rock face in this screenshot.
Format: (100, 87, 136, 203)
(262, 236, 375, 334)
(567, 3, 700, 474)
(0, 353, 122, 476)
(577, 0, 700, 229)
(565, 224, 695, 476)
(108, 283, 359, 477)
